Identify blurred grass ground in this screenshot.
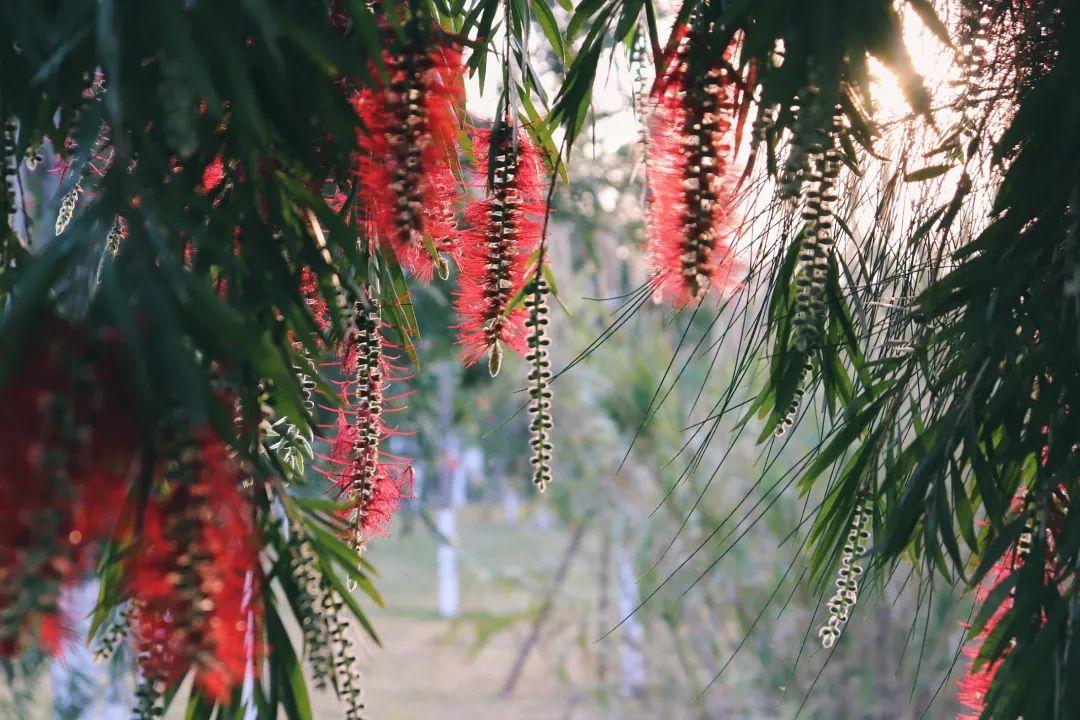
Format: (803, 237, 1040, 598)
(316, 504, 613, 720)
(8, 501, 965, 719)
(10, 504, 671, 720)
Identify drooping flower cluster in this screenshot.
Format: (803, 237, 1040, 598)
(955, 555, 1015, 719)
(126, 434, 261, 706)
(525, 273, 553, 490)
(791, 109, 843, 353)
(817, 497, 871, 648)
(0, 313, 138, 656)
(773, 354, 813, 437)
(455, 123, 546, 375)
(289, 535, 366, 719)
(350, 22, 464, 282)
(954, 498, 1057, 720)
(321, 295, 413, 549)
(55, 72, 113, 238)
(301, 266, 333, 334)
(773, 94, 844, 436)
(955, 534, 1036, 719)
(200, 154, 227, 195)
(2, 118, 16, 227)
(645, 28, 742, 305)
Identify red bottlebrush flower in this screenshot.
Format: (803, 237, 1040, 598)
(300, 267, 332, 334)
(126, 434, 261, 702)
(200, 154, 226, 194)
(319, 297, 413, 547)
(644, 29, 742, 305)
(955, 499, 1054, 720)
(955, 549, 1019, 719)
(0, 312, 138, 656)
(349, 26, 464, 282)
(454, 123, 546, 375)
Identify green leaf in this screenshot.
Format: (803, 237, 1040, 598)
(266, 601, 313, 720)
(904, 164, 954, 182)
(566, 0, 610, 40)
(530, 0, 566, 62)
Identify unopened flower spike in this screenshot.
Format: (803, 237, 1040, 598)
(525, 270, 553, 490)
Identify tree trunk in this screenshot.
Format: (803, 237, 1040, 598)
(499, 518, 588, 698)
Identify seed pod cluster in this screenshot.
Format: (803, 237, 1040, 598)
(774, 354, 812, 437)
(631, 29, 653, 161)
(321, 580, 366, 720)
(93, 601, 133, 661)
(262, 346, 318, 477)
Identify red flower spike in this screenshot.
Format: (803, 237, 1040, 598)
(350, 28, 464, 282)
(645, 29, 743, 305)
(200, 154, 226, 195)
(126, 435, 261, 702)
(454, 124, 546, 374)
(0, 312, 138, 657)
(955, 548, 1019, 719)
(955, 498, 1054, 720)
(322, 296, 413, 546)
(300, 267, 332, 334)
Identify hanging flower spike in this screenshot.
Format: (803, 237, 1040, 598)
(200, 154, 226, 195)
(773, 354, 813, 437)
(2, 118, 16, 227)
(817, 496, 871, 648)
(0, 313, 138, 657)
(645, 28, 742, 305)
(955, 552, 1015, 719)
(525, 273, 553, 490)
(55, 73, 115, 237)
(300, 266, 333, 335)
(126, 433, 261, 706)
(54, 182, 81, 236)
(455, 122, 546, 375)
(954, 502, 1052, 720)
(320, 294, 413, 549)
(774, 104, 843, 436)
(95, 215, 128, 285)
(792, 109, 843, 353)
(350, 21, 464, 281)
(288, 536, 333, 687)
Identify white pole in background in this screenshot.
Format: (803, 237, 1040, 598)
(615, 541, 646, 698)
(436, 501, 459, 619)
(435, 363, 462, 619)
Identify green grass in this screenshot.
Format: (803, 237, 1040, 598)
(12, 506, 702, 720)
